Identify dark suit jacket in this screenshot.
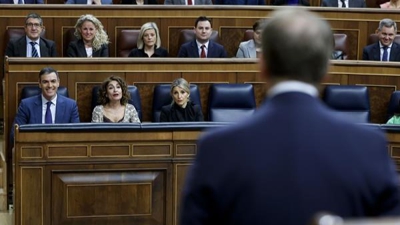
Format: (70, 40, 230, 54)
(160, 102, 203, 122)
(321, 0, 366, 7)
(0, 0, 43, 3)
(180, 92, 400, 225)
(177, 40, 227, 58)
(5, 36, 57, 57)
(122, 0, 157, 4)
(272, 0, 309, 5)
(11, 94, 80, 142)
(362, 42, 400, 61)
(67, 39, 109, 57)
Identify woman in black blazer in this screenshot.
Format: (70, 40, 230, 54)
(67, 14, 109, 57)
(128, 22, 168, 58)
(160, 78, 203, 122)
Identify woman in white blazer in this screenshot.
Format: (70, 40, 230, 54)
(236, 20, 263, 58)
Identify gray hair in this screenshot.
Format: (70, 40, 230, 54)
(261, 8, 332, 84)
(25, 13, 43, 26)
(378, 18, 397, 32)
(137, 22, 162, 49)
(74, 14, 109, 51)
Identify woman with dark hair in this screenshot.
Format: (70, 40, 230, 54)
(92, 76, 140, 123)
(236, 20, 263, 58)
(160, 78, 203, 122)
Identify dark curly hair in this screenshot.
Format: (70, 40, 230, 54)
(97, 76, 130, 105)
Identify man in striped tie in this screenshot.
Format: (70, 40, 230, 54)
(5, 13, 57, 57)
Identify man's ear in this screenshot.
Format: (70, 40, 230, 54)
(38, 79, 42, 88)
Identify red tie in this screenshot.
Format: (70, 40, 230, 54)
(200, 45, 206, 58)
(188, 0, 192, 5)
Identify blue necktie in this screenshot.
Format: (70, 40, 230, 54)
(18, 0, 23, 3)
(45, 101, 52, 124)
(30, 42, 39, 58)
(382, 46, 388, 61)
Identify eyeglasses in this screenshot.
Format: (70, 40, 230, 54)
(26, 23, 41, 28)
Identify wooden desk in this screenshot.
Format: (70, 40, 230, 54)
(13, 123, 400, 225)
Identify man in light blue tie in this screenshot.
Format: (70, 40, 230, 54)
(362, 18, 400, 61)
(5, 13, 57, 57)
(12, 67, 80, 129)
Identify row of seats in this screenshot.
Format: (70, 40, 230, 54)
(6, 26, 351, 58)
(20, 83, 257, 122)
(21, 83, 395, 124)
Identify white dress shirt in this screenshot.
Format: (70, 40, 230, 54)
(41, 95, 57, 124)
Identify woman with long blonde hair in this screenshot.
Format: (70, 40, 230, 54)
(67, 14, 109, 57)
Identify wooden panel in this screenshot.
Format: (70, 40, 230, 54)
(132, 144, 172, 156)
(21, 146, 43, 158)
(20, 167, 42, 225)
(91, 145, 130, 157)
(174, 163, 191, 225)
(48, 145, 88, 158)
(52, 169, 166, 225)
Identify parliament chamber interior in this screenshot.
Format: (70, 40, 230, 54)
(1, 4, 400, 225)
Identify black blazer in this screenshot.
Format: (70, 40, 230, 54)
(128, 46, 168, 57)
(67, 39, 109, 57)
(5, 36, 57, 57)
(160, 102, 204, 122)
(362, 42, 400, 61)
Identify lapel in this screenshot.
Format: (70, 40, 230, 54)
(372, 43, 381, 61)
(39, 38, 49, 57)
(17, 37, 27, 57)
(248, 40, 256, 58)
(55, 95, 66, 123)
(191, 40, 200, 57)
(33, 95, 43, 124)
(390, 42, 399, 61)
(77, 40, 88, 57)
(207, 41, 214, 58)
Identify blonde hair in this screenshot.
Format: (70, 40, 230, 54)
(74, 14, 109, 51)
(137, 22, 161, 49)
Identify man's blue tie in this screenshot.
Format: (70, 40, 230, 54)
(45, 101, 52, 124)
(382, 46, 388, 61)
(30, 42, 39, 58)
(18, 0, 23, 4)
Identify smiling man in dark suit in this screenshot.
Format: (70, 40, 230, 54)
(363, 18, 400, 61)
(177, 16, 227, 58)
(5, 13, 57, 57)
(180, 8, 400, 225)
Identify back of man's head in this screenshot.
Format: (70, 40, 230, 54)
(262, 8, 333, 84)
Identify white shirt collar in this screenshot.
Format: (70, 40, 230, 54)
(196, 40, 209, 49)
(41, 94, 57, 105)
(268, 80, 319, 98)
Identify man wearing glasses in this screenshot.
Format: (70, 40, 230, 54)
(363, 18, 400, 61)
(5, 13, 57, 57)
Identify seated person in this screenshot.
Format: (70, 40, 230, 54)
(380, 0, 400, 8)
(177, 16, 227, 58)
(67, 14, 109, 57)
(331, 34, 344, 60)
(321, 0, 365, 7)
(236, 20, 263, 58)
(12, 67, 80, 140)
(92, 76, 140, 123)
(160, 78, 204, 122)
(363, 18, 400, 61)
(128, 22, 168, 57)
(387, 100, 400, 124)
(66, 0, 112, 4)
(5, 13, 57, 57)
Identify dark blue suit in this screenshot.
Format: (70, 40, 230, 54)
(0, 0, 43, 3)
(180, 92, 400, 225)
(177, 40, 227, 58)
(362, 42, 400, 61)
(5, 36, 57, 57)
